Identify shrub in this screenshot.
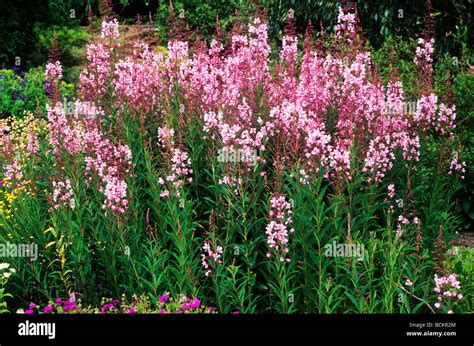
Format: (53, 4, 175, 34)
(0, 8, 471, 314)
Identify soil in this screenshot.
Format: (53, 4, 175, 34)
(452, 231, 474, 248)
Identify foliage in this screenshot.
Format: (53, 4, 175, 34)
(0, 68, 74, 118)
(0, 7, 471, 315)
(0, 0, 88, 69)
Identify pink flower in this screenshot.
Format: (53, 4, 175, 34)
(45, 61, 63, 81)
(201, 241, 223, 276)
(266, 194, 294, 260)
(52, 179, 75, 210)
(433, 273, 463, 311)
(414, 38, 434, 66)
(159, 294, 169, 303)
(101, 19, 120, 40)
(190, 298, 200, 309)
(404, 280, 413, 287)
(387, 184, 395, 199)
(157, 126, 193, 198)
(43, 305, 53, 314)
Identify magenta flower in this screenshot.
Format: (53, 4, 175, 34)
(100, 303, 114, 313)
(159, 294, 169, 303)
(28, 302, 35, 310)
(24, 309, 34, 314)
(63, 301, 77, 312)
(126, 308, 136, 314)
(190, 298, 200, 309)
(43, 305, 54, 314)
(55, 298, 63, 305)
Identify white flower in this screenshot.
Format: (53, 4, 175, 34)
(3, 272, 11, 279)
(434, 303, 441, 309)
(0, 263, 10, 270)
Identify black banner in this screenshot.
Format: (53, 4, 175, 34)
(0, 314, 472, 345)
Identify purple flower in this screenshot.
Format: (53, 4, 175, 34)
(111, 299, 119, 304)
(190, 298, 200, 309)
(24, 310, 34, 314)
(28, 302, 35, 310)
(159, 294, 169, 303)
(126, 308, 136, 314)
(63, 301, 77, 312)
(157, 310, 166, 314)
(208, 307, 217, 311)
(55, 298, 63, 305)
(175, 310, 183, 314)
(101, 303, 114, 313)
(182, 304, 190, 310)
(232, 311, 240, 314)
(69, 294, 76, 303)
(43, 305, 54, 314)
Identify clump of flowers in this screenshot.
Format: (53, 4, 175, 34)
(335, 6, 357, 44)
(7, 112, 48, 158)
(45, 61, 63, 81)
(18, 293, 216, 314)
(433, 273, 463, 313)
(265, 194, 294, 262)
(157, 126, 193, 198)
(52, 179, 75, 210)
(414, 38, 434, 67)
(1, 161, 30, 222)
(387, 184, 395, 199)
(0, 263, 15, 312)
(448, 154, 466, 179)
(101, 18, 120, 40)
(44, 60, 63, 101)
(201, 240, 223, 277)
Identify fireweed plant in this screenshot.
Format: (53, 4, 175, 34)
(0, 8, 470, 313)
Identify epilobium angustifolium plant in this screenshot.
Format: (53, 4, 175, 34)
(0, 7, 470, 314)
